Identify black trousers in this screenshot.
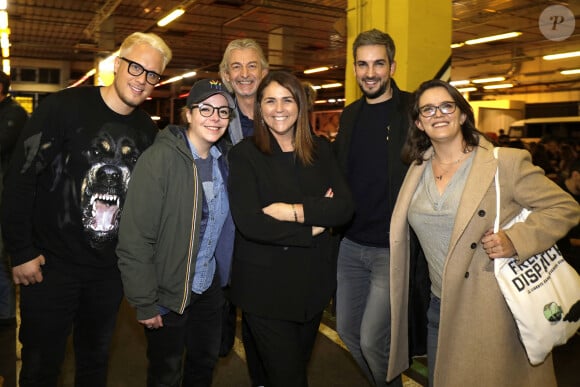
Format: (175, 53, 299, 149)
(243, 311, 323, 387)
(18, 263, 123, 387)
(145, 275, 224, 387)
(242, 313, 268, 386)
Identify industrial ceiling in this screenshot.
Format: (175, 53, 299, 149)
(6, 0, 580, 101)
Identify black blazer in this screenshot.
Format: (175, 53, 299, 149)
(227, 135, 354, 322)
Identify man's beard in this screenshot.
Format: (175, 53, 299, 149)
(359, 78, 389, 100)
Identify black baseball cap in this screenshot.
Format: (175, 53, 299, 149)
(186, 79, 235, 108)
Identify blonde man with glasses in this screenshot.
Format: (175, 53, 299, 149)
(1, 32, 171, 386)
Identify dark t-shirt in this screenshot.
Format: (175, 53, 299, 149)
(1, 86, 157, 270)
(345, 99, 394, 247)
(238, 107, 254, 138)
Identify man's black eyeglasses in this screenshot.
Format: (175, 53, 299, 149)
(119, 57, 162, 85)
(190, 104, 232, 119)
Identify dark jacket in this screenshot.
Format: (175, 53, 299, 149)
(0, 96, 28, 172)
(228, 135, 354, 322)
(117, 125, 235, 320)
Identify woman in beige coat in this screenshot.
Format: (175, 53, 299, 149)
(387, 79, 580, 386)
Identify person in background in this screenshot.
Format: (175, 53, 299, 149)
(301, 80, 317, 130)
(219, 37, 269, 385)
(557, 158, 580, 273)
(333, 28, 414, 387)
(0, 32, 172, 386)
(228, 71, 353, 387)
(0, 70, 29, 387)
(388, 79, 579, 386)
(117, 79, 235, 387)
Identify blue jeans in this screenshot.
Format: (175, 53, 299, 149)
(336, 238, 401, 387)
(427, 294, 440, 387)
(145, 274, 224, 387)
(18, 262, 123, 387)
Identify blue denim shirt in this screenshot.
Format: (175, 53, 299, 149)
(188, 140, 229, 294)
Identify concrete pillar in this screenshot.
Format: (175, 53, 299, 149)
(268, 26, 295, 68)
(345, 0, 451, 103)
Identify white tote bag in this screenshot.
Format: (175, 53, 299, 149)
(493, 147, 580, 365)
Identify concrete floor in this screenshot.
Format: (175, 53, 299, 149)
(1, 297, 579, 386)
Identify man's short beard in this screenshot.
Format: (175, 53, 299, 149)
(359, 79, 389, 100)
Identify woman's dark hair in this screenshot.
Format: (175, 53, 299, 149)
(402, 79, 483, 165)
(253, 70, 315, 165)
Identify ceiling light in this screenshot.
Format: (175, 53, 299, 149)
(449, 80, 470, 86)
(465, 32, 522, 45)
(450, 42, 464, 49)
(560, 69, 580, 75)
(304, 66, 329, 74)
(156, 70, 197, 87)
(157, 8, 185, 27)
(472, 76, 506, 84)
(457, 87, 478, 93)
(2, 58, 8, 74)
(543, 51, 580, 60)
(0, 1, 6, 11)
(0, 10, 7, 29)
(68, 68, 96, 88)
(0, 32, 8, 49)
(320, 82, 342, 89)
(483, 83, 514, 90)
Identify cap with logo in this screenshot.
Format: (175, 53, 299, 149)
(186, 79, 235, 108)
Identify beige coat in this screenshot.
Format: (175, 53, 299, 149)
(388, 137, 580, 386)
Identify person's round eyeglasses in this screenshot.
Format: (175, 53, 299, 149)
(419, 102, 457, 118)
(119, 57, 162, 86)
(190, 104, 232, 119)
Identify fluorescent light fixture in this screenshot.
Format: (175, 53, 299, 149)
(0, 32, 8, 49)
(68, 68, 96, 88)
(0, 0, 6, 10)
(472, 76, 506, 84)
(2, 58, 8, 74)
(0, 11, 7, 29)
(1, 46, 8, 58)
(457, 87, 478, 93)
(181, 71, 197, 78)
(150, 115, 161, 121)
(465, 32, 522, 45)
(543, 51, 580, 60)
(320, 82, 342, 89)
(450, 80, 470, 86)
(156, 71, 197, 87)
(483, 83, 513, 90)
(561, 68, 580, 75)
(157, 8, 185, 27)
(304, 66, 329, 74)
(450, 42, 464, 49)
